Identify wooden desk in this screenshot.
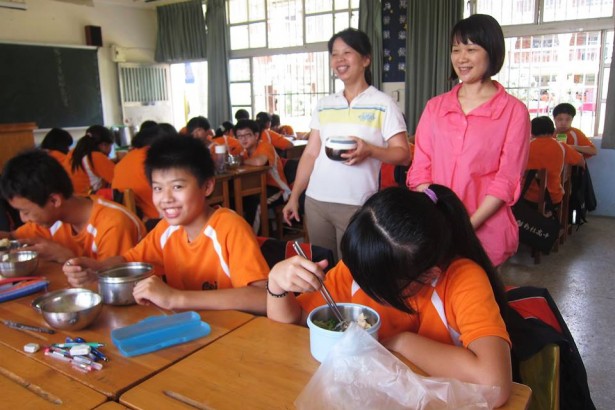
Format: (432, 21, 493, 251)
(283, 138, 307, 160)
(120, 317, 531, 410)
(210, 165, 270, 237)
(0, 344, 107, 409)
(0, 262, 254, 399)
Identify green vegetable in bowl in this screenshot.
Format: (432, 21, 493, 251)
(313, 318, 341, 331)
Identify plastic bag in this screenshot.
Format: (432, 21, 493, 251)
(295, 324, 500, 410)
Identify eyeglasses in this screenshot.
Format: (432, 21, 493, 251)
(236, 132, 255, 140)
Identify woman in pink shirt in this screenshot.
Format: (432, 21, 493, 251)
(407, 14, 530, 266)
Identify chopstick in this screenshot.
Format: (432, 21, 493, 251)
(0, 366, 63, 405)
(292, 242, 346, 326)
(2, 320, 55, 334)
(163, 390, 213, 410)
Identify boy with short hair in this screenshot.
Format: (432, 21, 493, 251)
(552, 103, 597, 157)
(525, 116, 584, 205)
(186, 116, 214, 146)
(0, 150, 145, 263)
(63, 137, 269, 314)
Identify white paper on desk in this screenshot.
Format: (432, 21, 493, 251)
(295, 323, 500, 410)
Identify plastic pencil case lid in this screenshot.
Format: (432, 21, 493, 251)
(0, 277, 49, 303)
(111, 311, 211, 357)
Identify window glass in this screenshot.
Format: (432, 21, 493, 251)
(335, 0, 349, 9)
(228, 0, 248, 24)
(306, 14, 334, 43)
(230, 25, 249, 50)
(306, 0, 333, 14)
(476, 0, 535, 25)
(334, 11, 350, 34)
(229, 59, 250, 82)
(543, 0, 613, 22)
(249, 23, 267, 48)
(268, 0, 303, 48)
(230, 82, 252, 106)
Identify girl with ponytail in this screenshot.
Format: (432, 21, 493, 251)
(267, 186, 512, 406)
(65, 125, 115, 195)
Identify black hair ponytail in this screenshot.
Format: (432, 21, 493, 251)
(70, 125, 113, 172)
(428, 185, 508, 317)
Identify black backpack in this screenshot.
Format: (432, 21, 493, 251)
(568, 165, 597, 229)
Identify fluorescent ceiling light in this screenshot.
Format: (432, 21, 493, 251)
(0, 1, 27, 10)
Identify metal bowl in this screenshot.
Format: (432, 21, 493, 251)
(97, 262, 154, 305)
(0, 250, 39, 278)
(306, 303, 381, 362)
(324, 137, 357, 161)
(227, 154, 243, 169)
(32, 288, 102, 330)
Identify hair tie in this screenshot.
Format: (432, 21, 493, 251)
(424, 188, 438, 204)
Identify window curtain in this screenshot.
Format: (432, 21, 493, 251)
(601, 45, 615, 149)
(404, 0, 463, 134)
(359, 0, 383, 90)
(155, 0, 207, 63)
(205, 0, 231, 128)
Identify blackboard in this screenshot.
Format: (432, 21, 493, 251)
(0, 43, 103, 128)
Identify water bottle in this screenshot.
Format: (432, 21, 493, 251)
(214, 144, 227, 174)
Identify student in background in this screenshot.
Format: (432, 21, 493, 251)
(186, 116, 214, 147)
(255, 112, 293, 151)
(407, 14, 530, 267)
(211, 121, 242, 156)
(235, 119, 291, 232)
(63, 137, 269, 314)
(0, 150, 145, 263)
(40, 128, 73, 164)
(267, 186, 512, 407)
(64, 125, 115, 195)
(271, 114, 296, 138)
(552, 103, 597, 157)
(112, 125, 165, 220)
(524, 116, 584, 208)
(234, 109, 250, 122)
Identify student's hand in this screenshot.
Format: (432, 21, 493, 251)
(342, 137, 371, 165)
(63, 257, 101, 287)
(21, 237, 75, 264)
(133, 276, 178, 310)
(282, 199, 301, 225)
(268, 256, 328, 294)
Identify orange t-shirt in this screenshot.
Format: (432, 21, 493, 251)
(64, 150, 115, 195)
(46, 150, 67, 165)
(210, 136, 243, 156)
(261, 129, 293, 150)
(111, 147, 159, 219)
(14, 196, 146, 260)
(122, 208, 268, 290)
(525, 137, 584, 204)
(278, 125, 295, 136)
(559, 127, 595, 158)
(242, 140, 291, 197)
(297, 258, 510, 347)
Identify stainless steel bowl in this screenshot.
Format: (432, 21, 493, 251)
(0, 250, 39, 277)
(227, 154, 243, 169)
(32, 288, 102, 330)
(97, 262, 154, 305)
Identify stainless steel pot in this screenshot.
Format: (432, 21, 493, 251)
(97, 262, 154, 305)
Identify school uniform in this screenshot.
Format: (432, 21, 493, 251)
(112, 147, 159, 219)
(64, 150, 115, 195)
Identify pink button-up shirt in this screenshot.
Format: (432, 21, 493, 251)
(407, 82, 530, 265)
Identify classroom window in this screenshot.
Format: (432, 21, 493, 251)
(469, 0, 613, 136)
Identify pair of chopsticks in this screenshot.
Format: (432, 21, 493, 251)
(292, 242, 347, 328)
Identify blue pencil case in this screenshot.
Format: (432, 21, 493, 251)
(0, 276, 49, 303)
(111, 311, 211, 357)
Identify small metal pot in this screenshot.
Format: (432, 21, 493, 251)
(97, 262, 154, 305)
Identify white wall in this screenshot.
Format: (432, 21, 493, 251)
(586, 139, 615, 218)
(0, 0, 157, 141)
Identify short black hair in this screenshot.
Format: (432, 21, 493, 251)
(186, 116, 211, 134)
(140, 120, 158, 132)
(0, 149, 73, 206)
(234, 109, 250, 121)
(553, 103, 576, 118)
(531, 116, 555, 136)
(131, 125, 164, 148)
(145, 136, 214, 186)
(233, 119, 260, 136)
(328, 28, 373, 85)
(271, 114, 281, 128)
(450, 14, 505, 81)
(41, 128, 73, 154)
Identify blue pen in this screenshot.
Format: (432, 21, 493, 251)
(75, 337, 108, 362)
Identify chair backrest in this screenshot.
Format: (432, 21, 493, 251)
(113, 188, 139, 217)
(257, 236, 334, 273)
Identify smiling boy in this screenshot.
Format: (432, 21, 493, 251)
(63, 137, 269, 314)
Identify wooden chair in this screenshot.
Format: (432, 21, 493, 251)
(525, 169, 548, 264)
(112, 188, 138, 216)
(559, 164, 572, 244)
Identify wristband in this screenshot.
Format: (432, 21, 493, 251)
(266, 280, 288, 298)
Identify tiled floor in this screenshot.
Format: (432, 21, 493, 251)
(501, 215, 615, 410)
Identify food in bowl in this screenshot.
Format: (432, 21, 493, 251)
(313, 312, 373, 332)
(324, 137, 358, 161)
(97, 262, 154, 305)
(0, 250, 39, 277)
(307, 303, 381, 362)
(32, 288, 102, 330)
